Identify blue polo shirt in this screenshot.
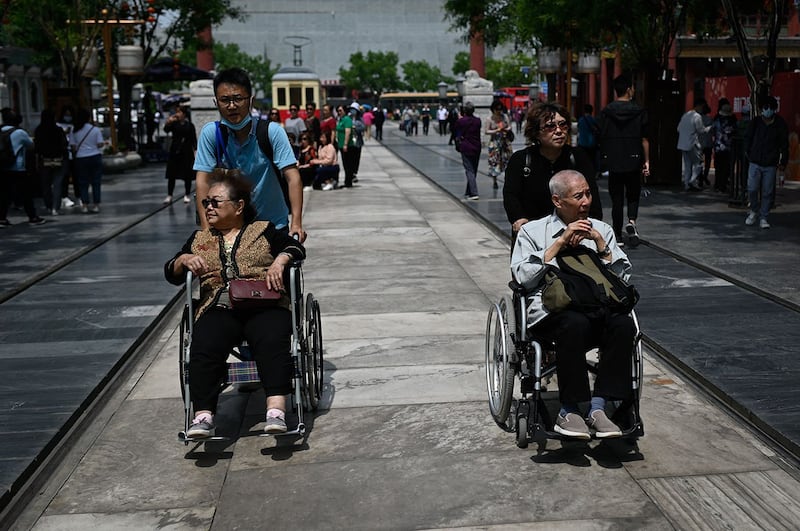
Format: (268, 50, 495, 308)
(194, 118, 297, 229)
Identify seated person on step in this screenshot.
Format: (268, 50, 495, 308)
(164, 168, 305, 438)
(510, 169, 635, 439)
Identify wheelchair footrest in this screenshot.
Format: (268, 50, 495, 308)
(260, 423, 305, 438)
(178, 431, 232, 444)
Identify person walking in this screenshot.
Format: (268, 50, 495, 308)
(421, 103, 431, 135)
(484, 100, 512, 190)
(373, 106, 385, 141)
(69, 108, 105, 214)
(712, 98, 737, 193)
(0, 108, 45, 226)
(577, 104, 600, 174)
(437, 104, 448, 136)
(676, 97, 710, 192)
(34, 109, 69, 216)
(163, 105, 197, 204)
(598, 75, 650, 247)
(743, 95, 788, 229)
(454, 101, 482, 200)
(192, 67, 304, 240)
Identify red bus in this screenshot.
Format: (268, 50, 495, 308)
(499, 87, 531, 109)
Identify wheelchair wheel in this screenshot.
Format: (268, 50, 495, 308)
(485, 295, 516, 427)
(516, 415, 528, 448)
(303, 293, 324, 410)
(179, 305, 191, 404)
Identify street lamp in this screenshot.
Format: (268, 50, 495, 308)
(455, 74, 465, 102)
(90, 80, 103, 123)
(131, 83, 144, 151)
(437, 81, 448, 103)
(529, 82, 540, 103)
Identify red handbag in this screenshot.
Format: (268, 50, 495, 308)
(228, 279, 282, 309)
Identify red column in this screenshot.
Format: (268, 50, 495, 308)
(588, 73, 597, 110)
(469, 31, 485, 77)
(196, 26, 214, 72)
(600, 57, 609, 109)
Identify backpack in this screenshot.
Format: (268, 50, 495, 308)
(215, 119, 290, 208)
(541, 245, 638, 318)
(351, 118, 365, 148)
(0, 127, 17, 168)
(598, 107, 645, 173)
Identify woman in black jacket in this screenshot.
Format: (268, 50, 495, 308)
(503, 102, 602, 240)
(34, 109, 69, 215)
(163, 105, 197, 204)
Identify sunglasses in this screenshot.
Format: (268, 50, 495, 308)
(201, 198, 237, 209)
(290, 107, 298, 112)
(541, 120, 570, 133)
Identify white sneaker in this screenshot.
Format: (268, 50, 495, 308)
(760, 219, 770, 229)
(61, 197, 75, 208)
(50, 209, 59, 216)
(303, 186, 313, 192)
(745, 211, 757, 226)
(322, 183, 334, 191)
(163, 195, 173, 204)
(183, 195, 191, 203)
(88, 204, 100, 213)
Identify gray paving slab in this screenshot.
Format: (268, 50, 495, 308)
(6, 141, 800, 530)
(382, 129, 800, 459)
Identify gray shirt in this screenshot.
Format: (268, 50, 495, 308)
(511, 213, 630, 326)
(283, 117, 306, 146)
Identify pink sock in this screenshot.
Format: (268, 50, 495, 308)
(266, 408, 285, 420)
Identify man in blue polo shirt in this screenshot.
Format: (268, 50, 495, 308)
(193, 67, 305, 239)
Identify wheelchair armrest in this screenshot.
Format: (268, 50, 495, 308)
(508, 279, 536, 297)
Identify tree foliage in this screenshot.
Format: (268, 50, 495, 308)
(401, 60, 453, 92)
(0, 0, 244, 86)
(338, 51, 402, 97)
(452, 51, 471, 76)
(442, 0, 513, 48)
(178, 42, 278, 101)
(486, 51, 537, 88)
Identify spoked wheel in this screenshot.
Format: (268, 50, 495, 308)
(303, 293, 324, 410)
(485, 295, 516, 430)
(179, 305, 191, 404)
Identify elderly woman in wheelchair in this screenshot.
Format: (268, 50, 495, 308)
(164, 168, 305, 439)
(507, 169, 639, 441)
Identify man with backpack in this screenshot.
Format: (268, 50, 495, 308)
(1, 108, 46, 227)
(598, 75, 650, 247)
(193, 68, 305, 240)
(511, 169, 635, 440)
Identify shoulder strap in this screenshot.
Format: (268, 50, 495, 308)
(523, 146, 532, 177)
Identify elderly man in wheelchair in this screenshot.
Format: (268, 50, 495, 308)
(164, 168, 306, 439)
(509, 169, 639, 441)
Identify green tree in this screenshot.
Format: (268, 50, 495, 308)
(452, 51, 471, 75)
(401, 60, 453, 92)
(485, 51, 536, 88)
(443, 0, 513, 48)
(178, 42, 278, 102)
(338, 51, 402, 98)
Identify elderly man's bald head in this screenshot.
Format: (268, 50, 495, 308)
(549, 170, 587, 197)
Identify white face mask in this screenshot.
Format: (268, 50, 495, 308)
(761, 108, 775, 119)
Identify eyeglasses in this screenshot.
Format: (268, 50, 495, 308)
(541, 120, 570, 133)
(217, 95, 249, 108)
(201, 197, 237, 209)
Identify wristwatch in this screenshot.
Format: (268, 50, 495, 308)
(599, 245, 611, 257)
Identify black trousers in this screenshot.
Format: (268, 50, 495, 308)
(531, 310, 635, 405)
(190, 306, 293, 414)
(607, 170, 641, 238)
(0, 170, 37, 220)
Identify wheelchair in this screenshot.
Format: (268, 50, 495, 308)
(485, 281, 644, 449)
(178, 260, 323, 445)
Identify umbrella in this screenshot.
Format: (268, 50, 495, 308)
(143, 58, 213, 82)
